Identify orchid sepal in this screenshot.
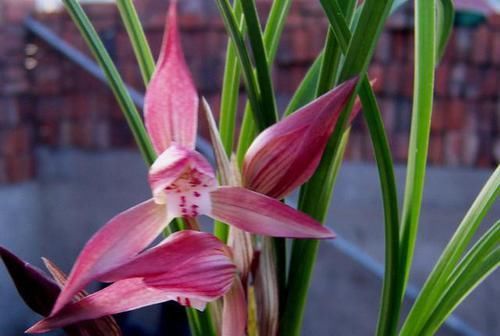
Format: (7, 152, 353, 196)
(242, 77, 359, 200)
(144, 1, 199, 153)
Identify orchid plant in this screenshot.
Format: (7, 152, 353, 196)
(1, 0, 498, 335)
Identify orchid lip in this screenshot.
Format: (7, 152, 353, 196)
(149, 144, 217, 218)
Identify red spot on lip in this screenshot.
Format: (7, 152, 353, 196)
(185, 298, 191, 307)
(192, 204, 198, 208)
(193, 191, 201, 197)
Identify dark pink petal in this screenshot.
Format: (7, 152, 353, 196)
(27, 231, 235, 333)
(148, 143, 214, 201)
(0, 246, 59, 317)
(52, 200, 168, 314)
(144, 1, 199, 152)
(209, 187, 334, 238)
(242, 78, 358, 200)
(222, 278, 247, 336)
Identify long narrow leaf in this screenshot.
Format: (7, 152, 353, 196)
(283, 0, 397, 334)
(217, 0, 292, 240)
(215, 0, 244, 241)
(62, 0, 156, 165)
(240, 0, 278, 122)
(446, 221, 499, 287)
(116, 0, 155, 85)
(420, 248, 499, 335)
(215, 0, 267, 131)
(400, 166, 500, 335)
(398, 0, 437, 312)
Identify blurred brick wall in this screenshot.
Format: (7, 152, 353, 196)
(0, 0, 35, 183)
(0, 0, 499, 183)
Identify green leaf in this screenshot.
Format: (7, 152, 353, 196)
(215, 0, 243, 242)
(116, 0, 155, 86)
(283, 53, 323, 116)
(283, 1, 399, 335)
(421, 245, 499, 335)
(398, 0, 437, 315)
(62, 0, 156, 166)
(435, 0, 455, 64)
(216, 0, 292, 240)
(400, 167, 500, 335)
(215, 0, 267, 131)
(240, 0, 278, 122)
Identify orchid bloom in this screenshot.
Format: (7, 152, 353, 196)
(27, 2, 358, 332)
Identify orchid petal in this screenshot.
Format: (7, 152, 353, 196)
(222, 278, 247, 336)
(100, 230, 232, 282)
(209, 187, 334, 238)
(242, 77, 358, 200)
(28, 231, 235, 333)
(52, 200, 168, 314)
(144, 1, 199, 152)
(149, 143, 215, 202)
(202, 97, 235, 186)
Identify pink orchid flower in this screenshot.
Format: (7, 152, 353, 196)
(28, 2, 358, 332)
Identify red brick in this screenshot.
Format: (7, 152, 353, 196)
(491, 33, 500, 65)
(0, 126, 31, 155)
(379, 98, 396, 132)
(3, 0, 34, 23)
(4, 153, 35, 183)
(432, 99, 446, 132)
(38, 120, 59, 146)
(449, 63, 466, 97)
(0, 97, 20, 126)
(373, 32, 391, 64)
(435, 64, 450, 97)
(390, 133, 409, 162)
(462, 132, 479, 166)
(391, 31, 409, 62)
(477, 134, 494, 167)
(383, 63, 402, 95)
(453, 27, 472, 62)
(428, 134, 444, 165)
(479, 69, 499, 99)
(471, 26, 491, 65)
(444, 131, 463, 166)
(345, 131, 364, 162)
(447, 100, 466, 130)
(401, 62, 414, 97)
(477, 101, 495, 133)
(463, 67, 481, 100)
(487, 13, 500, 30)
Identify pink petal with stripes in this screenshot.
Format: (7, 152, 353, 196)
(242, 78, 358, 200)
(209, 187, 334, 239)
(52, 200, 168, 314)
(144, 1, 199, 152)
(28, 231, 235, 333)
